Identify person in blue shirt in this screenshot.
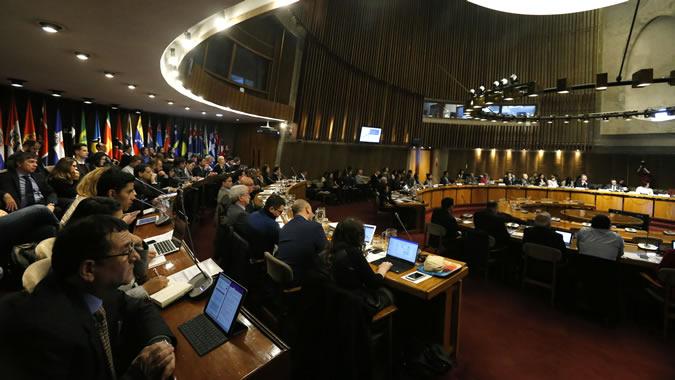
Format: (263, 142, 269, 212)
(247, 194, 286, 260)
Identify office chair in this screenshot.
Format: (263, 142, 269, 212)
(522, 243, 563, 305)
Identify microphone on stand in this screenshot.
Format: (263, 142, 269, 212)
(133, 178, 172, 225)
(394, 212, 413, 241)
(290, 166, 298, 178)
(181, 240, 214, 298)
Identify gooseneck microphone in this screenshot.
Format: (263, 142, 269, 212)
(394, 212, 413, 241)
(182, 240, 214, 298)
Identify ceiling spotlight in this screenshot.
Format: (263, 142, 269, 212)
(563, 119, 570, 124)
(111, 104, 119, 110)
(167, 100, 174, 105)
(595, 72, 608, 90)
(75, 52, 89, 61)
(104, 72, 115, 79)
(547, 120, 553, 124)
(602, 116, 610, 122)
(632, 68, 653, 88)
(201, 111, 206, 115)
(216, 113, 223, 117)
(147, 93, 156, 99)
(50, 89, 63, 97)
(39, 21, 62, 33)
(509, 74, 518, 84)
(8, 78, 25, 88)
(135, 110, 141, 115)
(236, 119, 240, 122)
(556, 78, 569, 94)
(184, 106, 190, 111)
(500, 78, 508, 86)
(469, 88, 476, 95)
(478, 85, 486, 93)
(127, 84, 136, 90)
(168, 48, 178, 66)
(583, 119, 590, 124)
(83, 98, 93, 104)
(492, 80, 500, 88)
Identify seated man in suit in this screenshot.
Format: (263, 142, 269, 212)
(430, 197, 460, 254)
(225, 185, 251, 238)
(523, 212, 566, 254)
(0, 151, 58, 213)
(0, 215, 176, 380)
(439, 170, 451, 185)
(574, 173, 590, 188)
(133, 164, 165, 204)
(473, 200, 510, 248)
(576, 214, 624, 261)
(247, 194, 286, 260)
(73, 143, 91, 177)
(277, 199, 327, 285)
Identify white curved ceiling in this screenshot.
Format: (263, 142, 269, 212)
(0, 0, 262, 122)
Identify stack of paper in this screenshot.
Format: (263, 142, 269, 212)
(150, 281, 193, 308)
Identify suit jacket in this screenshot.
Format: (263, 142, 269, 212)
(0, 274, 175, 380)
(226, 203, 250, 238)
(523, 226, 567, 254)
(473, 209, 510, 247)
(277, 215, 327, 284)
(430, 208, 460, 240)
(0, 170, 57, 210)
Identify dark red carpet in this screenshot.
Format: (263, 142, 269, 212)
(192, 201, 675, 380)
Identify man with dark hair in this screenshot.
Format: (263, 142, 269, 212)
(134, 164, 163, 203)
(247, 194, 286, 259)
(97, 168, 137, 212)
(473, 200, 510, 248)
(440, 170, 451, 185)
(0, 151, 57, 212)
(73, 143, 90, 176)
(0, 215, 176, 379)
(576, 214, 624, 261)
(171, 158, 191, 183)
(522, 212, 566, 254)
(430, 197, 460, 254)
(277, 199, 327, 285)
(122, 155, 142, 175)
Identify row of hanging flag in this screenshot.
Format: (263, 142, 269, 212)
(0, 97, 228, 169)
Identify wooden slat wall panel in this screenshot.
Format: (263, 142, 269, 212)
(292, 0, 599, 149)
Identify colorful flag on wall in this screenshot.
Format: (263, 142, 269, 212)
(104, 112, 113, 156)
(114, 113, 123, 161)
(78, 110, 87, 145)
(125, 114, 133, 147)
(133, 115, 144, 155)
(91, 112, 101, 152)
(146, 120, 154, 149)
(163, 122, 172, 153)
(7, 97, 22, 156)
(53, 108, 65, 163)
(23, 100, 36, 143)
(40, 102, 49, 164)
(155, 122, 163, 151)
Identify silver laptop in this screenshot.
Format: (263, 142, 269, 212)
(364, 224, 377, 248)
(556, 230, 572, 247)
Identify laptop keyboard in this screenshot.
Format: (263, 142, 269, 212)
(179, 314, 227, 356)
(153, 240, 178, 255)
(371, 257, 415, 273)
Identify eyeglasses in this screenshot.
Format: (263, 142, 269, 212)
(98, 242, 138, 261)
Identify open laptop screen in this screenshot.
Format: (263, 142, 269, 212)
(364, 224, 377, 245)
(556, 230, 572, 246)
(205, 274, 246, 334)
(386, 236, 418, 264)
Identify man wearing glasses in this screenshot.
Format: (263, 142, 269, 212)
(0, 215, 176, 380)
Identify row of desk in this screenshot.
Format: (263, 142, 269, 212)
(416, 185, 675, 222)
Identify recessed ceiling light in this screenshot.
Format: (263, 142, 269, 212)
(466, 0, 628, 15)
(148, 93, 156, 99)
(8, 78, 25, 88)
(75, 52, 89, 61)
(236, 118, 240, 122)
(135, 110, 141, 114)
(111, 104, 119, 110)
(201, 111, 206, 115)
(127, 84, 136, 90)
(39, 21, 62, 33)
(216, 113, 223, 117)
(83, 98, 94, 104)
(184, 106, 190, 111)
(50, 89, 63, 97)
(167, 101, 174, 105)
(104, 72, 115, 79)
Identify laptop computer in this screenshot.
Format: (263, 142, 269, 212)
(556, 230, 573, 247)
(364, 224, 377, 248)
(179, 273, 248, 356)
(371, 236, 418, 273)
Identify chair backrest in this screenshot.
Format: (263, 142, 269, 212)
(425, 222, 447, 248)
(523, 243, 562, 263)
(657, 268, 675, 286)
(22, 258, 51, 293)
(264, 251, 294, 285)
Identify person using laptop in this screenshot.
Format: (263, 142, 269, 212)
(0, 215, 176, 379)
(522, 212, 567, 254)
(315, 218, 394, 315)
(576, 214, 624, 261)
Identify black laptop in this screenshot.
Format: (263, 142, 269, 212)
(371, 236, 418, 273)
(178, 273, 248, 356)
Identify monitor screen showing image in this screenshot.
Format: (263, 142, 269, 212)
(359, 127, 382, 143)
(501, 105, 537, 117)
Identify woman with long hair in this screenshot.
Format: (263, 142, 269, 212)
(48, 157, 80, 199)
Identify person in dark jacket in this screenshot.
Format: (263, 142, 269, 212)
(0, 215, 176, 380)
(430, 197, 461, 254)
(473, 200, 510, 248)
(0, 151, 58, 212)
(48, 157, 80, 199)
(522, 212, 566, 254)
(276, 199, 327, 285)
(247, 194, 285, 260)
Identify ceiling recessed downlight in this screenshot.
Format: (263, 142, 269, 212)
(75, 52, 90, 61)
(104, 72, 115, 79)
(466, 0, 627, 15)
(127, 84, 136, 90)
(39, 21, 62, 33)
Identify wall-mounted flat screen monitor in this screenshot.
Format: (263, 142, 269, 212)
(359, 127, 382, 143)
(501, 105, 537, 117)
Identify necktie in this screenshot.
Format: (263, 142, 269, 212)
(23, 175, 36, 206)
(93, 307, 117, 380)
